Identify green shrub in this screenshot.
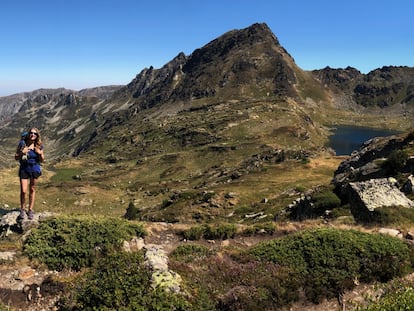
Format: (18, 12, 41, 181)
(330, 206, 352, 218)
(371, 206, 414, 226)
(204, 223, 237, 240)
(124, 202, 140, 220)
(215, 258, 301, 310)
(182, 225, 205, 240)
(357, 287, 414, 311)
(170, 244, 211, 262)
(181, 223, 238, 241)
(289, 189, 342, 220)
(241, 222, 277, 236)
(294, 185, 306, 193)
(23, 216, 146, 271)
(312, 190, 341, 211)
(178, 191, 197, 200)
(382, 149, 409, 173)
(248, 228, 412, 303)
(171, 254, 301, 311)
(60, 251, 189, 311)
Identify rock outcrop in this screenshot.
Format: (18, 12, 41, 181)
(333, 130, 414, 196)
(332, 129, 414, 222)
(313, 66, 414, 108)
(348, 178, 414, 221)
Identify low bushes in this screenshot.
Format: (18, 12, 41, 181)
(288, 188, 342, 220)
(312, 189, 341, 211)
(170, 252, 301, 311)
(240, 222, 277, 236)
(181, 223, 237, 240)
(23, 216, 146, 271)
(371, 205, 414, 226)
(170, 244, 211, 263)
(247, 227, 412, 303)
(170, 227, 413, 309)
(20, 218, 414, 310)
(59, 251, 189, 311)
(382, 149, 409, 174)
(357, 286, 414, 310)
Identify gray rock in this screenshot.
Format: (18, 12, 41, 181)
(1, 210, 55, 236)
(378, 228, 403, 238)
(0, 251, 16, 261)
(348, 178, 414, 221)
(122, 237, 145, 252)
(0, 211, 20, 227)
(144, 244, 182, 293)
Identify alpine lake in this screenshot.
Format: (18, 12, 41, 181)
(327, 125, 400, 156)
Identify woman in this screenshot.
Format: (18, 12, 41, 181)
(16, 127, 45, 220)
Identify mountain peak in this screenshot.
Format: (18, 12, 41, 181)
(221, 22, 280, 45)
(122, 23, 298, 110)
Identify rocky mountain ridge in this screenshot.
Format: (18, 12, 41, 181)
(0, 23, 413, 161)
(313, 65, 414, 109)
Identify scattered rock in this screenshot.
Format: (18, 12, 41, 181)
(1, 210, 56, 238)
(0, 251, 16, 261)
(16, 267, 36, 281)
(122, 237, 145, 252)
(378, 228, 403, 239)
(244, 211, 264, 219)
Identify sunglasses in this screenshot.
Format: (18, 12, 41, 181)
(29, 132, 38, 136)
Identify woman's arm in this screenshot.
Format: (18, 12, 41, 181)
(14, 142, 26, 160)
(34, 145, 45, 162)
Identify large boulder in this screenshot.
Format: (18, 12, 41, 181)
(333, 130, 414, 203)
(0, 210, 55, 236)
(348, 178, 414, 222)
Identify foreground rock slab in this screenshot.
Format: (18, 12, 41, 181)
(348, 178, 414, 221)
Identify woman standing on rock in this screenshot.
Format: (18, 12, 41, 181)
(15, 127, 45, 220)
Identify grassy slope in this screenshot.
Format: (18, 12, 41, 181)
(1, 90, 411, 222)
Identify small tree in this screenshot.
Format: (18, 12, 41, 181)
(383, 149, 408, 174)
(124, 202, 140, 220)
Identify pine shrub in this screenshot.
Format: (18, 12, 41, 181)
(60, 251, 189, 310)
(181, 223, 238, 240)
(382, 149, 409, 174)
(248, 227, 412, 303)
(357, 287, 414, 311)
(170, 244, 211, 262)
(23, 216, 146, 271)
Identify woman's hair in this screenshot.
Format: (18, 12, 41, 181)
(25, 127, 42, 147)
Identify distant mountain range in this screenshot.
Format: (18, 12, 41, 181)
(0, 23, 413, 164)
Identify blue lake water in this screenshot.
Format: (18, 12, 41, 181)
(327, 125, 400, 156)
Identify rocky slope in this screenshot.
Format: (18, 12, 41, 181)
(312, 65, 414, 109)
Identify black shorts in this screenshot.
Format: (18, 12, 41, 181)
(19, 169, 41, 179)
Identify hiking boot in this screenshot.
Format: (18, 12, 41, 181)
(18, 209, 26, 220)
(27, 210, 34, 220)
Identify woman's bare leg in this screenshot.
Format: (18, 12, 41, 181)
(20, 178, 29, 210)
(29, 178, 37, 211)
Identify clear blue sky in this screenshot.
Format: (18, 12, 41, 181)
(1, 0, 413, 96)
